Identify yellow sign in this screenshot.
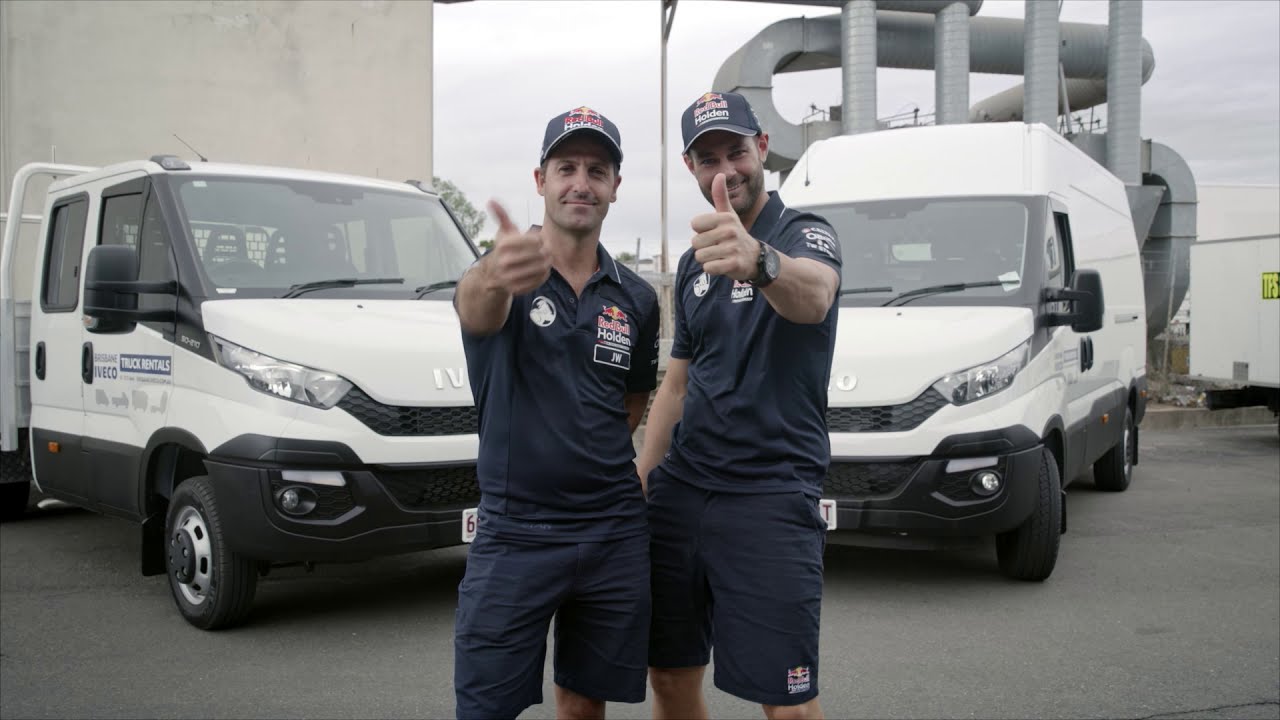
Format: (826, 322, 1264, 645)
(1264, 272, 1280, 300)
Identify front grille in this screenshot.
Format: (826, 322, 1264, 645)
(826, 389, 948, 433)
(825, 460, 920, 499)
(375, 465, 482, 510)
(269, 479, 354, 521)
(337, 386, 477, 437)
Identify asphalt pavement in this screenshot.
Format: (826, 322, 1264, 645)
(2, 425, 1277, 720)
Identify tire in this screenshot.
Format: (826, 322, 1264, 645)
(1093, 405, 1134, 492)
(996, 448, 1062, 582)
(165, 476, 258, 630)
(1, 448, 33, 523)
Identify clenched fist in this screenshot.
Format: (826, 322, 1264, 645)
(482, 200, 552, 296)
(690, 173, 761, 282)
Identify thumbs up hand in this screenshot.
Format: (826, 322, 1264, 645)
(690, 173, 761, 282)
(484, 200, 551, 296)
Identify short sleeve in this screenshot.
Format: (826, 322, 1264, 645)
(670, 252, 694, 360)
(626, 292, 661, 393)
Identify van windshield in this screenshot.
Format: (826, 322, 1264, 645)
(812, 197, 1032, 305)
(173, 176, 476, 298)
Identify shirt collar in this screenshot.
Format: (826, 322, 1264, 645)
(595, 243, 623, 285)
(747, 191, 787, 243)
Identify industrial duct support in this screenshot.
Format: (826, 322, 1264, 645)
(712, 11, 1155, 170)
(935, 2, 970, 124)
(1022, 0, 1060, 128)
(1143, 141, 1198, 340)
(842, 0, 878, 134)
(1106, 0, 1143, 185)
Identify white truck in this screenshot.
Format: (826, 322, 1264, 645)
(783, 122, 1148, 581)
(1188, 234, 1280, 423)
(1, 156, 480, 629)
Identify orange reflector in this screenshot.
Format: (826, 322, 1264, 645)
(1140, 390, 1148, 398)
(1102, 414, 1110, 424)
(47, 441, 60, 453)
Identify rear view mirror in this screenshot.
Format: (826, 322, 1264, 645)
(1043, 269, 1104, 333)
(83, 245, 177, 334)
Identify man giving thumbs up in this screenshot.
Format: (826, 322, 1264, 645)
(639, 91, 842, 720)
(452, 106, 661, 720)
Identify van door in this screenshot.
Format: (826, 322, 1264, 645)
(28, 193, 92, 502)
(1049, 208, 1091, 480)
(81, 176, 177, 519)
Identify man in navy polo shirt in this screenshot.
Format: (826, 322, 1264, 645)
(637, 91, 842, 720)
(452, 106, 661, 719)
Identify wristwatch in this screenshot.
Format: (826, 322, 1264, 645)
(753, 240, 780, 288)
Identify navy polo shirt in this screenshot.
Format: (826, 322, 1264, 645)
(664, 191, 842, 498)
(460, 244, 660, 543)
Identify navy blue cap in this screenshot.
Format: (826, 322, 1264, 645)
(681, 91, 763, 154)
(540, 106, 623, 167)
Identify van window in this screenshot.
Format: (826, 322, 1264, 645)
(101, 194, 143, 249)
(173, 177, 476, 297)
(40, 198, 89, 312)
(1051, 211, 1077, 283)
(813, 196, 1033, 301)
(1045, 216, 1064, 286)
(137, 191, 179, 315)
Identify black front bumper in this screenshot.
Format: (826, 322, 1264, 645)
(204, 435, 478, 562)
(826, 425, 1044, 537)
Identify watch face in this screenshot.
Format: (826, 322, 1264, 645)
(765, 246, 781, 278)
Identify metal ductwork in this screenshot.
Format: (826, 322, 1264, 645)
(712, 11, 1154, 170)
(1022, 0, 1059, 128)
(934, 2, 970, 124)
(1106, 0, 1143, 185)
(842, 1, 878, 134)
(1143, 141, 1197, 340)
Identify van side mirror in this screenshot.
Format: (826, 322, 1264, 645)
(83, 245, 177, 334)
(1043, 269, 1104, 333)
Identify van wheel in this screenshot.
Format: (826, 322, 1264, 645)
(1093, 405, 1134, 492)
(0, 449, 33, 522)
(165, 476, 257, 630)
(996, 448, 1061, 581)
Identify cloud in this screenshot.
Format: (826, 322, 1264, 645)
(434, 0, 1279, 261)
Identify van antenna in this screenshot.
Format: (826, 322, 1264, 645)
(173, 134, 208, 162)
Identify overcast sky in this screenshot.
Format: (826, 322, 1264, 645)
(432, 0, 1280, 261)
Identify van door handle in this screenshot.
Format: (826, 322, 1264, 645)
(82, 342, 93, 384)
(35, 342, 46, 380)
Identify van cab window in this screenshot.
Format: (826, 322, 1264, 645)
(40, 197, 89, 311)
(172, 177, 475, 298)
(815, 196, 1035, 304)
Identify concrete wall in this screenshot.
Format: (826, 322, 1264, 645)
(1, 0, 433, 217)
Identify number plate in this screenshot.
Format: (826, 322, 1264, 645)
(819, 499, 837, 531)
(462, 507, 478, 543)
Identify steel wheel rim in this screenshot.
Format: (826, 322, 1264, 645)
(172, 506, 214, 606)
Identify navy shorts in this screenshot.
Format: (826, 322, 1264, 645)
(453, 531, 650, 719)
(647, 465, 826, 706)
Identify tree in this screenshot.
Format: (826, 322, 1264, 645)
(432, 176, 485, 240)
(616, 252, 636, 264)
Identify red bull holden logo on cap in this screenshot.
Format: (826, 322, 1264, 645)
(565, 106, 605, 132)
(694, 93, 730, 127)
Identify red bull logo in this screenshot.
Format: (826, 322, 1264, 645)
(699, 92, 723, 103)
(787, 667, 809, 681)
(571, 106, 601, 118)
(601, 305, 628, 322)
(786, 665, 811, 694)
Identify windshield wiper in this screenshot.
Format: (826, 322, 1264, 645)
(881, 280, 1007, 307)
(280, 277, 404, 299)
(840, 286, 894, 296)
(413, 279, 460, 299)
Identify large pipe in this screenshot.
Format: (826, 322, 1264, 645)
(1022, 0, 1060, 128)
(934, 2, 970, 124)
(1106, 0, 1143, 185)
(1143, 141, 1197, 340)
(713, 11, 1155, 170)
(843, 1, 878, 134)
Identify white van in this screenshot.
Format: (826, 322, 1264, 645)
(1, 157, 480, 628)
(781, 122, 1148, 581)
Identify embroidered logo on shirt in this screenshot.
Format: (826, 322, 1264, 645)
(787, 666, 811, 695)
(693, 272, 710, 297)
(802, 227, 837, 260)
(529, 296, 557, 327)
(731, 280, 754, 304)
(594, 305, 632, 369)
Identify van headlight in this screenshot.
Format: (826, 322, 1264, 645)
(210, 335, 352, 409)
(932, 340, 1030, 405)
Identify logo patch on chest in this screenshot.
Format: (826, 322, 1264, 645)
(731, 280, 755, 304)
(530, 296, 557, 327)
(693, 272, 710, 298)
(593, 305, 632, 370)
